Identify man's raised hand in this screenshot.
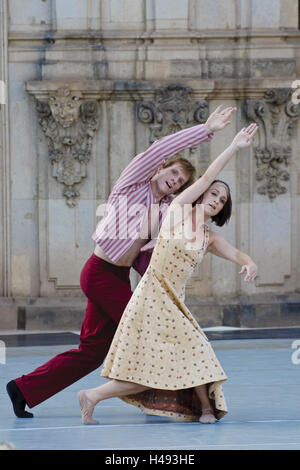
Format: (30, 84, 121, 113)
(204, 105, 237, 134)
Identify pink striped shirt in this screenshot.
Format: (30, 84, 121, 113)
(92, 124, 212, 262)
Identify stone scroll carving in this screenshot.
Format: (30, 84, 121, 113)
(137, 84, 209, 151)
(36, 87, 99, 207)
(244, 88, 300, 200)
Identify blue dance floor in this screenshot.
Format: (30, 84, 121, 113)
(1, 328, 300, 451)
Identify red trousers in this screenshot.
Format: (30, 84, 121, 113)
(15, 254, 133, 408)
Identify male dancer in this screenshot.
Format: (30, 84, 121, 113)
(7, 105, 236, 418)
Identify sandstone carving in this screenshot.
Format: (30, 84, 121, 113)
(137, 84, 209, 154)
(244, 88, 300, 200)
(37, 87, 99, 207)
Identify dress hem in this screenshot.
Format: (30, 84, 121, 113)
(101, 372, 227, 392)
(120, 396, 227, 422)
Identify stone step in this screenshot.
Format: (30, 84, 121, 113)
(0, 298, 86, 331)
(188, 299, 300, 328)
(0, 296, 300, 331)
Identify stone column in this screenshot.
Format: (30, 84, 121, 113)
(27, 83, 100, 292)
(244, 89, 300, 288)
(137, 83, 212, 295)
(0, 0, 10, 298)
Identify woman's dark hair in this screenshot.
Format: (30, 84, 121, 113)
(193, 179, 232, 227)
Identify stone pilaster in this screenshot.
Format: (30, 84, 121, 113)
(0, 0, 10, 298)
(243, 88, 300, 287)
(244, 89, 300, 201)
(36, 86, 100, 207)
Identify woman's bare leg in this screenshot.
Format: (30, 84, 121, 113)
(86, 379, 149, 404)
(194, 384, 216, 424)
(78, 380, 150, 424)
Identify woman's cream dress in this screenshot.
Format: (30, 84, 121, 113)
(101, 208, 228, 421)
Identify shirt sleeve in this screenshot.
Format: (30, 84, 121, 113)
(114, 124, 213, 190)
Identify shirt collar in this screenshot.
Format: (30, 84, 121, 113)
(160, 194, 174, 205)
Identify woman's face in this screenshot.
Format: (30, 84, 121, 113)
(200, 182, 228, 217)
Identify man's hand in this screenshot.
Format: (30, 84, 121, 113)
(204, 105, 237, 134)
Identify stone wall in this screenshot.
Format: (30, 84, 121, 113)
(0, 0, 300, 329)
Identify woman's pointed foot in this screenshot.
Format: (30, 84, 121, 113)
(199, 408, 216, 424)
(78, 390, 99, 425)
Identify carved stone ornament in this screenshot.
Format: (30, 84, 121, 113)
(36, 87, 99, 207)
(137, 84, 209, 153)
(244, 88, 300, 200)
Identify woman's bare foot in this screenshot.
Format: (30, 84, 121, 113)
(199, 408, 217, 424)
(78, 390, 99, 425)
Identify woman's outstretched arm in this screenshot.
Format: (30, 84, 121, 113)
(206, 231, 258, 282)
(171, 123, 258, 207)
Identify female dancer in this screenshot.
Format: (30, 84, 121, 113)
(78, 123, 258, 425)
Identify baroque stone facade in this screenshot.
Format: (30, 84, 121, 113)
(0, 0, 300, 330)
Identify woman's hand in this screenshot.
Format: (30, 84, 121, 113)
(232, 124, 258, 149)
(204, 105, 237, 133)
(239, 262, 258, 282)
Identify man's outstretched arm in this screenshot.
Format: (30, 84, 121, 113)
(115, 106, 236, 190)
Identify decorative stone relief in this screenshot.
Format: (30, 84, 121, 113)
(36, 87, 99, 207)
(137, 84, 209, 152)
(244, 88, 300, 200)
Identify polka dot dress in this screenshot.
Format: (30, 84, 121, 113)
(101, 211, 228, 421)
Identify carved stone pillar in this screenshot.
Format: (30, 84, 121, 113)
(36, 86, 100, 207)
(24, 84, 101, 291)
(244, 88, 300, 200)
(243, 88, 300, 286)
(0, 0, 10, 297)
(137, 83, 211, 297)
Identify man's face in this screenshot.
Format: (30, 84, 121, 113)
(152, 163, 190, 196)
